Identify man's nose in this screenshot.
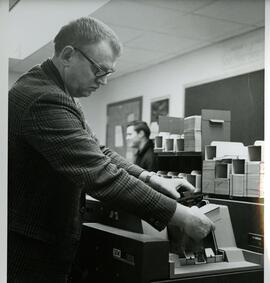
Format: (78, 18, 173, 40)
(96, 75, 108, 85)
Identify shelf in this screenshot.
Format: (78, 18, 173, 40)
(205, 194, 264, 205)
(154, 150, 201, 157)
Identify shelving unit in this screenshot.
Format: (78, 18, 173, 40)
(154, 148, 264, 255)
(206, 193, 264, 204)
(155, 150, 264, 205)
(154, 150, 201, 157)
(154, 109, 263, 261)
(155, 151, 202, 173)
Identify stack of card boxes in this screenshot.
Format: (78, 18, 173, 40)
(202, 142, 264, 198)
(201, 110, 231, 158)
(202, 160, 216, 194)
(214, 160, 232, 195)
(246, 145, 264, 197)
(184, 116, 201, 152)
(231, 159, 246, 197)
(187, 173, 202, 191)
(175, 137, 184, 152)
(205, 145, 217, 160)
(202, 146, 217, 194)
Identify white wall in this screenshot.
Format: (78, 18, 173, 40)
(9, 71, 22, 88)
(0, 0, 8, 281)
(80, 28, 264, 145)
(9, 28, 264, 145)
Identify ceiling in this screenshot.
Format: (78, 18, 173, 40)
(9, 0, 21, 11)
(9, 0, 265, 79)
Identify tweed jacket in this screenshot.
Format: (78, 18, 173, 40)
(8, 59, 176, 246)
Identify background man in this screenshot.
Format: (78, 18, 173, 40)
(8, 16, 214, 282)
(126, 120, 158, 171)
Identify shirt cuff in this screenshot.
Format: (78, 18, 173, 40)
(145, 195, 177, 231)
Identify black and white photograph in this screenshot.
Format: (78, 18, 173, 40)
(1, 0, 270, 282)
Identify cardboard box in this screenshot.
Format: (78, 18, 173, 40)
(215, 163, 232, 178)
(184, 115, 201, 131)
(246, 174, 260, 191)
(245, 162, 261, 174)
(201, 109, 231, 157)
(231, 175, 246, 197)
(205, 142, 247, 160)
(159, 116, 184, 135)
(246, 174, 263, 198)
(232, 159, 245, 174)
(205, 145, 217, 160)
(248, 145, 262, 162)
(202, 160, 216, 194)
(184, 129, 201, 152)
(175, 138, 184, 152)
(246, 188, 261, 198)
(214, 178, 230, 195)
(187, 174, 202, 190)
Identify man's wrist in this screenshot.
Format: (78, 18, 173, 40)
(151, 173, 164, 188)
(146, 172, 156, 183)
(169, 203, 190, 229)
(139, 171, 156, 183)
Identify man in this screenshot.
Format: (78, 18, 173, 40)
(8, 16, 214, 282)
(126, 120, 158, 171)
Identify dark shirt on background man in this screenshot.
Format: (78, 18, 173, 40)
(135, 139, 158, 171)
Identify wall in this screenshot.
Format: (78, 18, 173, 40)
(0, 1, 8, 281)
(9, 71, 21, 88)
(9, 28, 264, 145)
(80, 28, 264, 145)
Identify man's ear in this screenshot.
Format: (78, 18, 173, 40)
(138, 130, 145, 138)
(59, 45, 75, 66)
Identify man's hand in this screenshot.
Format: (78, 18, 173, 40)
(148, 175, 196, 199)
(169, 203, 215, 242)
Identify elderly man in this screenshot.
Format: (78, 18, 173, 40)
(8, 16, 214, 282)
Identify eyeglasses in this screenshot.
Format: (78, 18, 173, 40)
(74, 47, 114, 78)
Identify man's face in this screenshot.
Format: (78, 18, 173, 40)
(126, 126, 141, 148)
(63, 40, 117, 98)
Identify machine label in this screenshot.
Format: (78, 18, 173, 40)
(113, 248, 121, 258)
(112, 248, 135, 266)
(248, 233, 264, 250)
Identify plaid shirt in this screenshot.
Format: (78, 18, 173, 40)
(8, 59, 176, 246)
